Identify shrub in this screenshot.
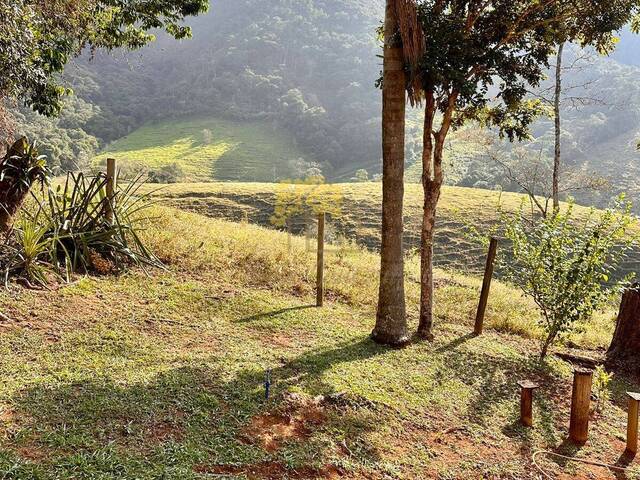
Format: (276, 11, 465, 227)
(2, 172, 162, 285)
(499, 198, 636, 359)
(147, 163, 184, 183)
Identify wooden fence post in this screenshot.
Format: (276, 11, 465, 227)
(105, 158, 117, 223)
(569, 368, 593, 444)
(518, 380, 540, 427)
(316, 212, 325, 307)
(474, 237, 498, 335)
(626, 392, 640, 453)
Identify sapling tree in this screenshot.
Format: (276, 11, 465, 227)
(413, 0, 640, 339)
(500, 198, 636, 359)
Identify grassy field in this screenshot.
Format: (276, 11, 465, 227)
(147, 181, 640, 278)
(94, 118, 314, 182)
(0, 205, 638, 479)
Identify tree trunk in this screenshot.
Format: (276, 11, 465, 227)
(372, 0, 409, 346)
(607, 285, 640, 363)
(418, 92, 448, 340)
(418, 184, 439, 338)
(552, 42, 564, 213)
(0, 190, 28, 234)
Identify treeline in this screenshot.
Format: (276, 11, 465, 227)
(14, 0, 640, 199)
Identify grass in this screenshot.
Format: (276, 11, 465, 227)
(146, 181, 640, 279)
(0, 205, 638, 479)
(93, 117, 314, 182)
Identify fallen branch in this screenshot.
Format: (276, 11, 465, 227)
(555, 352, 601, 368)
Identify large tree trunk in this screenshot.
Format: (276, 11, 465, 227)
(418, 92, 456, 340)
(552, 42, 564, 213)
(607, 285, 640, 363)
(417, 94, 437, 339)
(372, 0, 409, 346)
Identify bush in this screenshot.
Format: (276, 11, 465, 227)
(2, 172, 162, 285)
(499, 198, 636, 358)
(147, 163, 184, 184)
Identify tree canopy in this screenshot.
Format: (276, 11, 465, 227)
(0, 0, 208, 124)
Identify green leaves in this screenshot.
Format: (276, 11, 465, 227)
(2, 170, 163, 286)
(1, 0, 208, 118)
(499, 197, 637, 357)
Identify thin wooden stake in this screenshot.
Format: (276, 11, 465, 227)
(518, 380, 540, 427)
(316, 212, 325, 307)
(627, 392, 640, 453)
(105, 158, 117, 223)
(474, 237, 498, 335)
(569, 368, 593, 444)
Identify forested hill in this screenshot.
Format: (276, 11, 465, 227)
(13, 0, 640, 199)
(52, 0, 386, 177)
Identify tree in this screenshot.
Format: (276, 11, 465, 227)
(373, 0, 423, 346)
(0, 0, 207, 229)
(0, 0, 208, 133)
(608, 284, 640, 363)
(413, 0, 640, 339)
(501, 200, 635, 359)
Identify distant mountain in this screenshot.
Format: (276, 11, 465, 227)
(13, 0, 640, 208)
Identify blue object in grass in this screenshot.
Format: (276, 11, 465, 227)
(265, 369, 272, 400)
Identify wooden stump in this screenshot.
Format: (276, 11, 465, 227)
(569, 368, 593, 444)
(608, 285, 640, 363)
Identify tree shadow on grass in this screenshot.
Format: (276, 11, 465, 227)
(6, 336, 389, 478)
(235, 305, 316, 324)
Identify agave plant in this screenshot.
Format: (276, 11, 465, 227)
(43, 172, 163, 280)
(3, 206, 54, 287)
(2, 171, 162, 285)
(0, 137, 50, 234)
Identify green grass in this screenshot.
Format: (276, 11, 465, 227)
(147, 181, 640, 280)
(0, 206, 637, 479)
(94, 118, 314, 182)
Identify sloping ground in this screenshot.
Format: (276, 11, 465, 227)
(0, 206, 636, 479)
(148, 182, 640, 278)
(94, 118, 313, 182)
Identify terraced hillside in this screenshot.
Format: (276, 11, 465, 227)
(148, 182, 640, 278)
(94, 118, 314, 182)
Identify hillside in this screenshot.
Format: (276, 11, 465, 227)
(0, 205, 635, 479)
(147, 182, 640, 279)
(94, 118, 313, 182)
(8, 1, 637, 197)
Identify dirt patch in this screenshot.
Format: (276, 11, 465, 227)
(15, 445, 48, 461)
(241, 394, 326, 453)
(147, 418, 185, 443)
(194, 462, 343, 479)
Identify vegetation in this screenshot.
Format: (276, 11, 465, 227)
(0, 138, 50, 233)
(144, 181, 640, 282)
(2, 172, 161, 286)
(499, 200, 637, 358)
(94, 117, 315, 182)
(0, 0, 207, 122)
(0, 205, 635, 479)
(408, 0, 640, 340)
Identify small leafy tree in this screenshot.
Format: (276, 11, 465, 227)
(500, 198, 636, 359)
(411, 0, 640, 339)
